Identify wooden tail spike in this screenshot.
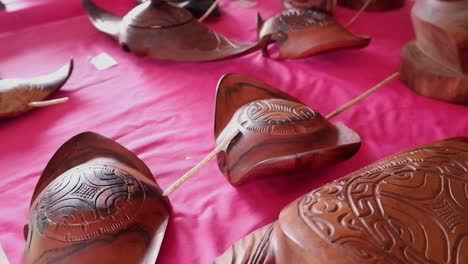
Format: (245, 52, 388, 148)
(198, 0, 220, 23)
(345, 0, 372, 27)
(28, 97, 69, 108)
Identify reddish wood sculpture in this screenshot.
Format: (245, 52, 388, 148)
(214, 74, 361, 186)
(24, 132, 170, 264)
(0, 60, 73, 120)
(82, 0, 265, 62)
(257, 8, 370, 59)
(338, 0, 404, 11)
(283, 0, 337, 14)
(135, 0, 220, 17)
(400, 0, 468, 105)
(214, 137, 468, 264)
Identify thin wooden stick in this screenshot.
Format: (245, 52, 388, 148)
(325, 72, 400, 120)
(345, 0, 372, 27)
(162, 129, 240, 196)
(0, 244, 9, 264)
(198, 0, 220, 23)
(28, 97, 69, 108)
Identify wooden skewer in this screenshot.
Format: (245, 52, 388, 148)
(345, 0, 372, 27)
(28, 97, 69, 108)
(198, 0, 220, 23)
(163, 72, 400, 196)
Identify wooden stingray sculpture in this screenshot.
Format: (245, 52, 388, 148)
(163, 72, 399, 195)
(214, 137, 468, 264)
(282, 0, 337, 14)
(0, 60, 73, 120)
(338, 0, 405, 11)
(24, 132, 170, 264)
(82, 0, 265, 61)
(400, 0, 468, 105)
(257, 8, 370, 59)
(135, 0, 221, 18)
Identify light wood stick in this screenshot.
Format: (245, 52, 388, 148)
(163, 72, 399, 196)
(0, 244, 10, 264)
(198, 0, 220, 23)
(345, 0, 372, 27)
(325, 72, 400, 120)
(28, 97, 69, 108)
(162, 129, 240, 196)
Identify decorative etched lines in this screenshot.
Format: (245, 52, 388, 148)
(433, 201, 466, 231)
(71, 183, 99, 200)
(278, 9, 332, 29)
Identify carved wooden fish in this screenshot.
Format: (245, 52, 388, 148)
(82, 0, 266, 61)
(0, 59, 73, 120)
(214, 73, 361, 185)
(24, 132, 171, 264)
(257, 8, 370, 59)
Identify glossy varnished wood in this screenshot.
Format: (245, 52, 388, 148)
(338, 0, 405, 11)
(0, 60, 73, 120)
(135, 0, 220, 17)
(214, 137, 468, 264)
(83, 0, 265, 61)
(283, 0, 336, 14)
(24, 132, 170, 264)
(257, 8, 370, 59)
(214, 74, 361, 186)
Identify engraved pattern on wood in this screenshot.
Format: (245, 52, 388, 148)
(35, 164, 145, 242)
(277, 9, 332, 30)
(299, 146, 468, 263)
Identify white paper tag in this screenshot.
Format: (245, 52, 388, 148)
(236, 0, 256, 7)
(89, 53, 118, 70)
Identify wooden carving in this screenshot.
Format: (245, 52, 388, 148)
(214, 73, 361, 186)
(338, 0, 405, 11)
(135, 0, 220, 18)
(214, 137, 468, 264)
(400, 0, 468, 105)
(24, 132, 170, 264)
(283, 0, 337, 14)
(0, 60, 73, 120)
(257, 8, 370, 59)
(82, 0, 265, 62)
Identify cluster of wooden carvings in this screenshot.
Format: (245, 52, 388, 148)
(283, 0, 337, 14)
(338, 0, 405, 11)
(0, 60, 73, 120)
(135, 0, 220, 17)
(82, 0, 265, 62)
(24, 132, 170, 264)
(400, 0, 468, 105)
(214, 137, 468, 264)
(257, 8, 370, 59)
(214, 73, 361, 186)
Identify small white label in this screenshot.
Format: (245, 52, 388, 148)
(89, 53, 118, 70)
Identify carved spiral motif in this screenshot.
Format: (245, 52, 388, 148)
(298, 146, 468, 263)
(35, 165, 145, 242)
(237, 99, 319, 135)
(277, 9, 332, 30)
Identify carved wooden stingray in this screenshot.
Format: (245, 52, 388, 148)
(82, 0, 265, 62)
(400, 0, 468, 105)
(24, 132, 170, 264)
(135, 0, 220, 18)
(283, 0, 337, 14)
(338, 0, 405, 11)
(214, 137, 468, 264)
(257, 8, 370, 59)
(0, 60, 73, 120)
(214, 74, 361, 186)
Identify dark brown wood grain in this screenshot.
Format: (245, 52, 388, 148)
(400, 0, 468, 105)
(135, 0, 221, 17)
(257, 8, 370, 59)
(24, 132, 170, 264)
(283, 0, 336, 14)
(338, 0, 405, 11)
(0, 60, 73, 120)
(214, 137, 468, 264)
(214, 73, 361, 186)
(82, 0, 266, 62)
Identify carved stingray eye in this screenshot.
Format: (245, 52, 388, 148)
(23, 224, 29, 241)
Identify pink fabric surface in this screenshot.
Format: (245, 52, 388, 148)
(1, 0, 467, 263)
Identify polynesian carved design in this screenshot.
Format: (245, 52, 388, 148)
(257, 8, 370, 59)
(299, 145, 468, 263)
(35, 165, 145, 242)
(82, 0, 265, 62)
(283, 0, 337, 14)
(214, 73, 361, 185)
(213, 137, 468, 264)
(237, 99, 318, 135)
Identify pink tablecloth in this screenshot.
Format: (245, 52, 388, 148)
(1, 0, 467, 263)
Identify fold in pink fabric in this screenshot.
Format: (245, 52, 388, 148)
(0, 0, 467, 263)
